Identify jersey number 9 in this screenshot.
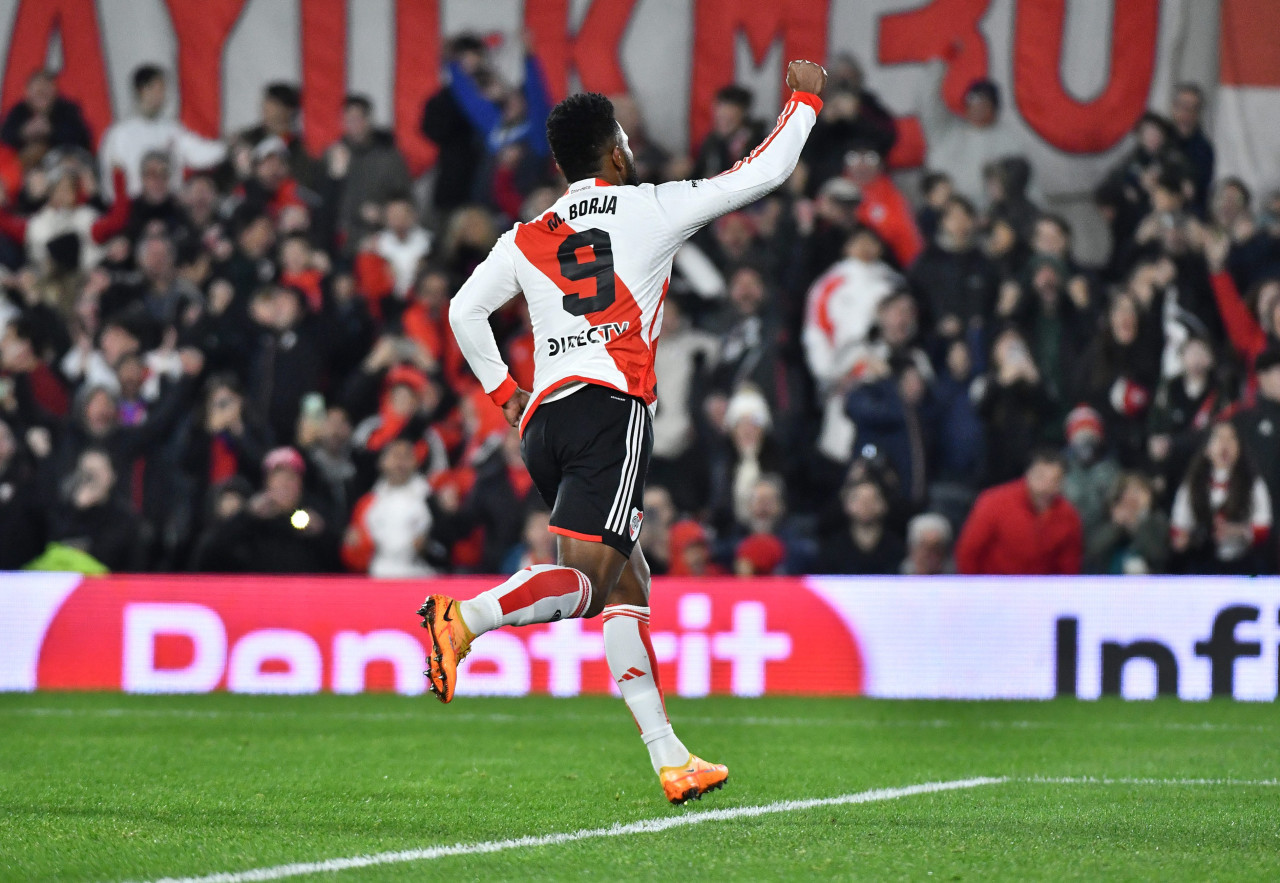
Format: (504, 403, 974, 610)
(556, 229, 616, 317)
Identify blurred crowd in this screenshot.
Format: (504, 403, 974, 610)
(1, 38, 1279, 579)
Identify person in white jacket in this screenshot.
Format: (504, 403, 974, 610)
(342, 436, 436, 577)
(98, 65, 226, 199)
(803, 225, 904, 461)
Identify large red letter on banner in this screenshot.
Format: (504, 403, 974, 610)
(394, 0, 440, 175)
(1013, 0, 1159, 153)
(300, 0, 347, 154)
(878, 0, 990, 168)
(2, 0, 113, 145)
(525, 0, 636, 101)
(165, 0, 247, 138)
(689, 0, 828, 152)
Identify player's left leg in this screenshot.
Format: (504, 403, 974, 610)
(419, 537, 628, 703)
(603, 542, 729, 805)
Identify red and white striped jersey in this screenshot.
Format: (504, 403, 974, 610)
(449, 90, 822, 434)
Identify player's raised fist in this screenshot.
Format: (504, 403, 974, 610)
(786, 60, 827, 96)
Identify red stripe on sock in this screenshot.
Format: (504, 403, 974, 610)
(497, 567, 586, 616)
(603, 610, 649, 624)
(637, 619, 669, 722)
(570, 571, 591, 618)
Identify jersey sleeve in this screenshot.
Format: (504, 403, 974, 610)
(448, 234, 523, 406)
(653, 91, 822, 239)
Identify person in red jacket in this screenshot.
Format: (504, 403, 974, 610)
(956, 448, 1083, 575)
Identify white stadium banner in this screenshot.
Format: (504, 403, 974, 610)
(2, 573, 1279, 701)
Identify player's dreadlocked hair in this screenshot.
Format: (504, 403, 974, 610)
(546, 92, 617, 183)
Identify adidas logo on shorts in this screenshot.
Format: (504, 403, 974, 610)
(629, 508, 644, 541)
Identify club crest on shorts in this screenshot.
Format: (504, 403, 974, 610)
(629, 508, 644, 540)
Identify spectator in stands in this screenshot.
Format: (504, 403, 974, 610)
(179, 373, 271, 526)
(421, 34, 488, 215)
(123, 151, 194, 246)
(374, 195, 431, 298)
(1211, 178, 1274, 290)
(649, 297, 716, 512)
(639, 485, 676, 576)
(668, 519, 724, 576)
(999, 253, 1094, 420)
(914, 172, 952, 245)
(956, 448, 1083, 575)
(0, 165, 131, 280)
(1084, 472, 1169, 574)
(1148, 334, 1226, 496)
(244, 284, 334, 446)
(0, 413, 45, 568)
(1060, 405, 1122, 536)
(801, 63, 897, 191)
(235, 82, 317, 188)
(844, 356, 940, 509)
(196, 446, 339, 572)
(734, 532, 787, 576)
(326, 95, 412, 253)
(708, 385, 784, 534)
(444, 36, 552, 208)
(98, 65, 225, 198)
(974, 326, 1050, 484)
(900, 512, 954, 575)
(695, 85, 764, 179)
(2, 314, 70, 419)
(840, 142, 923, 268)
(237, 137, 309, 223)
(1073, 291, 1163, 467)
(1169, 83, 1214, 215)
(918, 60, 1030, 207)
(716, 474, 814, 574)
(931, 338, 984, 491)
(1232, 345, 1280, 518)
(908, 195, 1000, 340)
(502, 507, 556, 573)
(342, 435, 436, 577)
(1, 70, 92, 157)
(982, 156, 1038, 242)
(299, 404, 359, 520)
(815, 477, 904, 575)
(1205, 230, 1279, 388)
(46, 446, 142, 571)
(803, 226, 904, 406)
(1171, 420, 1272, 574)
(187, 475, 252, 571)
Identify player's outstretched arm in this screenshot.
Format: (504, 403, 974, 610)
(448, 238, 527, 418)
(656, 60, 827, 238)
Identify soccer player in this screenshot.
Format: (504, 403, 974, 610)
(421, 60, 827, 804)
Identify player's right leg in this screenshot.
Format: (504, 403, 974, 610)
(602, 542, 728, 804)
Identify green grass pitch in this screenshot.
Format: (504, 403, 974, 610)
(2, 693, 1278, 881)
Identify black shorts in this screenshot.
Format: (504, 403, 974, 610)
(521, 383, 652, 557)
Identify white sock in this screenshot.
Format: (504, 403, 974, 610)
(603, 604, 690, 772)
(459, 565, 592, 635)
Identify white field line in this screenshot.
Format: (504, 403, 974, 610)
(137, 778, 1004, 883)
(1019, 775, 1280, 787)
(4, 706, 1273, 734)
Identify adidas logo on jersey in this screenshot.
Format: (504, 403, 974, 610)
(629, 508, 644, 541)
(546, 321, 630, 356)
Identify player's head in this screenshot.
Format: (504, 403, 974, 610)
(546, 92, 638, 186)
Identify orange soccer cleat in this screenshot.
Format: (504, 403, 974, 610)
(417, 594, 475, 703)
(659, 754, 729, 805)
